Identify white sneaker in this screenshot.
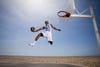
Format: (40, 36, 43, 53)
(29, 41, 36, 47)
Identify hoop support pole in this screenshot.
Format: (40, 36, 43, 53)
(71, 14, 92, 18)
(90, 6, 100, 48)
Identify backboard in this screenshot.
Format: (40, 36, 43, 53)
(55, 0, 76, 13)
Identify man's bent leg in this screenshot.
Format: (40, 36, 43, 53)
(29, 33, 43, 47)
(35, 33, 43, 41)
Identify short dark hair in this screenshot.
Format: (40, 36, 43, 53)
(45, 21, 48, 23)
(45, 21, 49, 24)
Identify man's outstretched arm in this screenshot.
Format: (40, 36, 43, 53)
(50, 24, 61, 31)
(34, 27, 45, 32)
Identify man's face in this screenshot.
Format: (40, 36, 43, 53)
(45, 21, 49, 25)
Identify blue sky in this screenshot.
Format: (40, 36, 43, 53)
(0, 0, 100, 56)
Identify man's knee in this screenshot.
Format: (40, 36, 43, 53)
(39, 33, 43, 36)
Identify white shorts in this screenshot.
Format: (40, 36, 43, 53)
(42, 31, 52, 41)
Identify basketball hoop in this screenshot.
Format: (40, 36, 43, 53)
(57, 11, 71, 18)
(57, 11, 71, 23)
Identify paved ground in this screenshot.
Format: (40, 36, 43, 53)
(0, 63, 81, 67)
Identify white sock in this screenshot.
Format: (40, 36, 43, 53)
(33, 41, 36, 44)
(31, 41, 36, 46)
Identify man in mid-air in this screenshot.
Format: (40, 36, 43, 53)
(29, 21, 61, 46)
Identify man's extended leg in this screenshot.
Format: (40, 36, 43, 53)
(29, 33, 43, 46)
(46, 31, 53, 45)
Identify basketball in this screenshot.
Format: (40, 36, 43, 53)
(30, 27, 35, 32)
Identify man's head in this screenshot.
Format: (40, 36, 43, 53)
(45, 21, 49, 25)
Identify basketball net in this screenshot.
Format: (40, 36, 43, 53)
(58, 17, 70, 23)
